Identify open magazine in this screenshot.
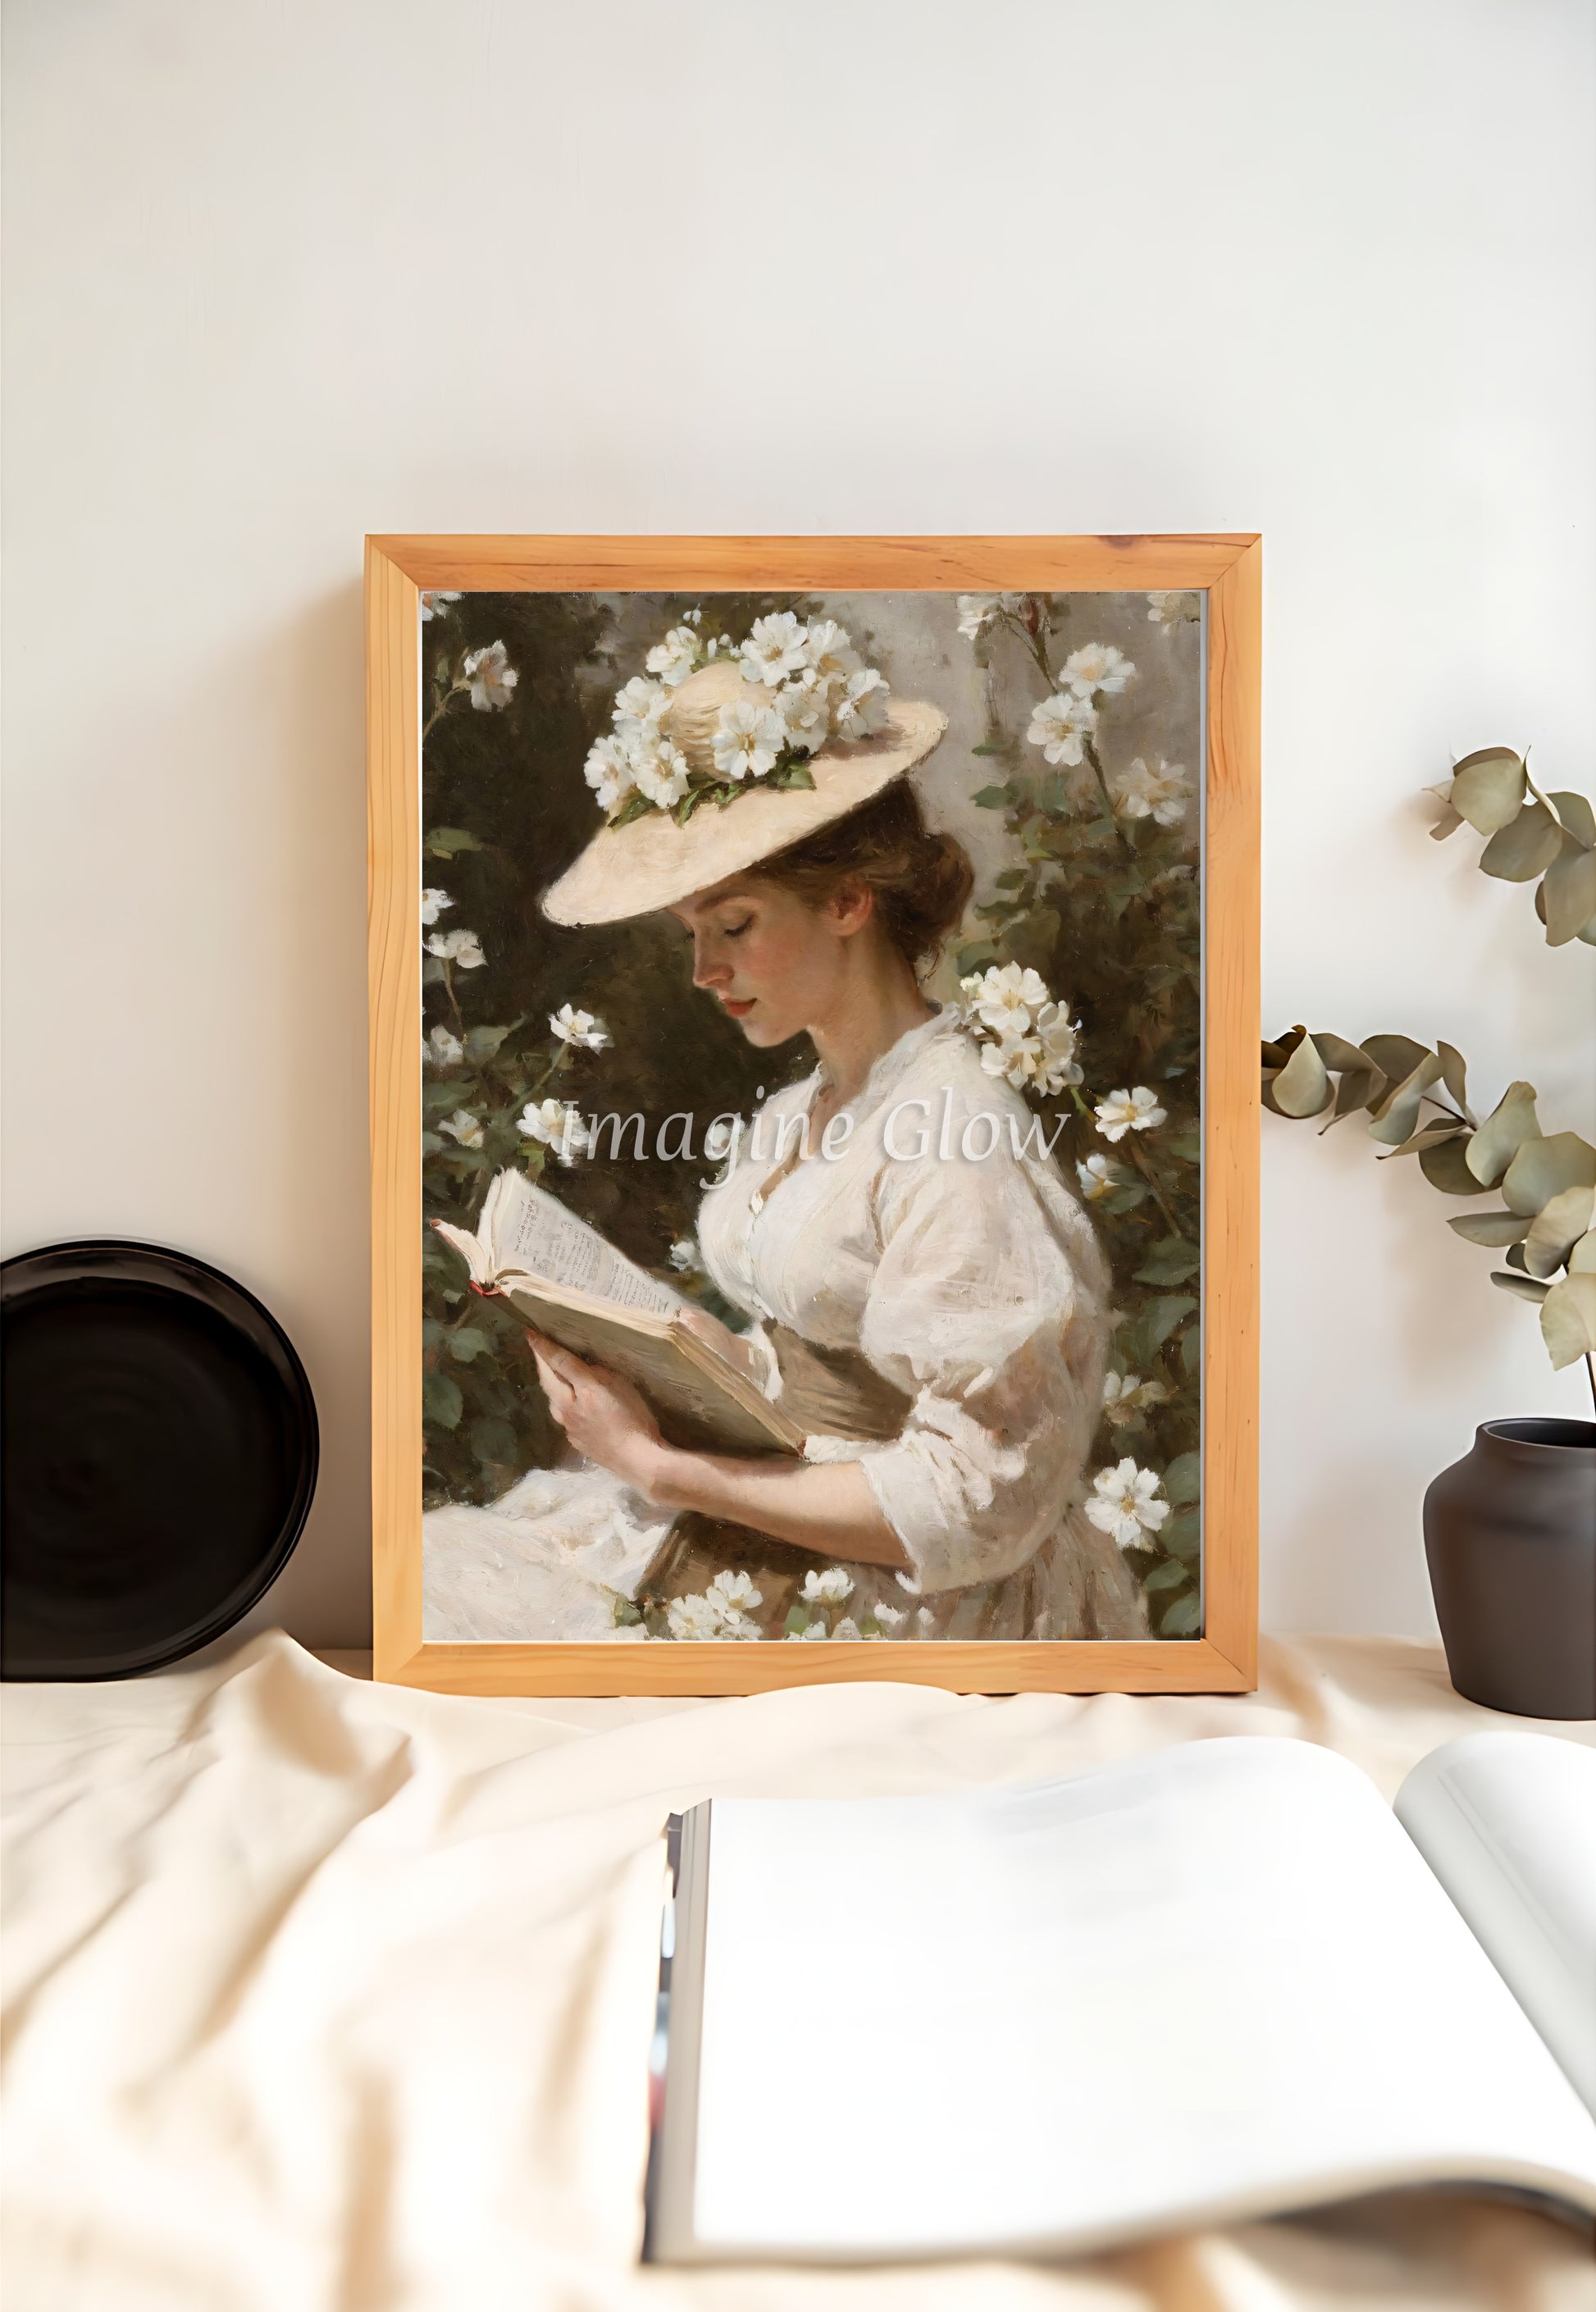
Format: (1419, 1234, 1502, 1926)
(645, 1731, 1596, 2264)
(432, 1170, 803, 1459)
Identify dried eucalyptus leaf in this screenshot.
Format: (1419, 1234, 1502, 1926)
(1377, 1121, 1466, 1161)
(1333, 1066, 1385, 1120)
(1569, 1229, 1596, 1275)
(1490, 1270, 1550, 1304)
(1505, 1243, 1530, 1272)
(1479, 801, 1562, 883)
(1368, 1052, 1444, 1145)
(1466, 1081, 1539, 1185)
(1271, 1030, 1333, 1118)
(1524, 1184, 1596, 1278)
(1420, 1134, 1493, 1195)
(1540, 1273, 1596, 1369)
(1501, 1131, 1596, 1217)
(1449, 747, 1525, 836)
(1446, 1211, 1532, 1247)
(1547, 790, 1596, 848)
(1311, 1032, 1379, 1074)
(1543, 841, 1596, 946)
(1434, 1040, 1474, 1125)
(1362, 1033, 1432, 1083)
(1428, 804, 1465, 841)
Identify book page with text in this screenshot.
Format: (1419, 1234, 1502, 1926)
(481, 1170, 682, 1315)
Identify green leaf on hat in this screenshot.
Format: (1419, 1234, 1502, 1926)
(1540, 1274, 1596, 1369)
(1479, 801, 1563, 883)
(1466, 1081, 1539, 1185)
(1449, 747, 1526, 836)
(1500, 1131, 1596, 1217)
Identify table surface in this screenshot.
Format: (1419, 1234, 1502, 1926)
(3, 1630, 1594, 2312)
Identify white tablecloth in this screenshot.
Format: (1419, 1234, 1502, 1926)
(4, 1632, 1594, 2311)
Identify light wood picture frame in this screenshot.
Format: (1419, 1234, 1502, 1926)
(367, 536, 1260, 1694)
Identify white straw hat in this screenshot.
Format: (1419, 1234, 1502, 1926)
(541, 657, 947, 927)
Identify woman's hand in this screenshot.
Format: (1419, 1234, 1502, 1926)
(525, 1332, 668, 1495)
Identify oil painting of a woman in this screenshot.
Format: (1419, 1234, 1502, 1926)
(418, 593, 1203, 1645)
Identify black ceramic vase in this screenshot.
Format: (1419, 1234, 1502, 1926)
(1424, 1418, 1596, 1720)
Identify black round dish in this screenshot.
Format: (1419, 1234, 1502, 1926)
(1, 1240, 318, 1680)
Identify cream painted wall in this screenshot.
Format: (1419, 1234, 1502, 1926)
(4, 0, 1593, 1646)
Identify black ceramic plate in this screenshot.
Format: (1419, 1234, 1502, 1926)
(1, 1241, 318, 1680)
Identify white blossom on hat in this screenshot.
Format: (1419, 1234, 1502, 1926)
(713, 698, 786, 783)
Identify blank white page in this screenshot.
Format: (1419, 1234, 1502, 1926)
(1398, 1732, 1596, 2117)
(688, 1739, 1596, 2260)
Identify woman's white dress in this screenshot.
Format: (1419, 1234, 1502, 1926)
(423, 1008, 1147, 1642)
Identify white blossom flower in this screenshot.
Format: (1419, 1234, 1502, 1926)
(955, 593, 1022, 640)
(419, 887, 454, 928)
(463, 641, 518, 710)
(420, 590, 461, 621)
(960, 961, 1051, 1037)
(1084, 1458, 1170, 1549)
(1147, 590, 1200, 626)
(517, 1098, 592, 1166)
(1109, 756, 1192, 828)
(425, 1024, 464, 1069)
(1032, 1004, 1084, 1094)
(802, 1566, 854, 1606)
(1095, 1086, 1167, 1142)
(832, 1617, 863, 1640)
(666, 1592, 725, 1640)
(584, 733, 636, 814)
(774, 674, 831, 756)
(739, 611, 809, 688)
(1027, 690, 1098, 766)
(870, 1599, 908, 1630)
(549, 1003, 610, 1050)
(979, 1033, 1044, 1090)
(644, 626, 700, 687)
(1061, 642, 1135, 698)
(1076, 1153, 1117, 1201)
(800, 618, 860, 687)
(631, 734, 692, 809)
(1102, 1372, 1170, 1425)
(713, 698, 786, 782)
(427, 929, 486, 969)
(832, 664, 890, 740)
(708, 1571, 763, 1614)
(439, 1109, 485, 1148)
(668, 1238, 700, 1273)
(613, 674, 668, 731)
(794, 1621, 829, 1639)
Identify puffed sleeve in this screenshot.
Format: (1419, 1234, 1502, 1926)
(855, 1124, 1110, 1596)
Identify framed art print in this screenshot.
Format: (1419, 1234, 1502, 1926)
(367, 536, 1260, 1694)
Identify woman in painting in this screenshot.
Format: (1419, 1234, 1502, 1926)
(493, 617, 1147, 1644)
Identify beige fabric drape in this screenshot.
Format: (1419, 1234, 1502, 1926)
(4, 1633, 1594, 2312)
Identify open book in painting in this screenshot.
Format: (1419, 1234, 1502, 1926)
(645, 1731, 1596, 2264)
(432, 1169, 804, 1460)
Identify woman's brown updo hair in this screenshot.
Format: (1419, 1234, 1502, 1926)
(750, 781, 974, 974)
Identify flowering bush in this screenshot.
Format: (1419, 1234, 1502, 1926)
(422, 587, 1205, 1635)
(953, 591, 1203, 1635)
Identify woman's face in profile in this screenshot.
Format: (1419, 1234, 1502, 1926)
(669, 878, 869, 1048)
